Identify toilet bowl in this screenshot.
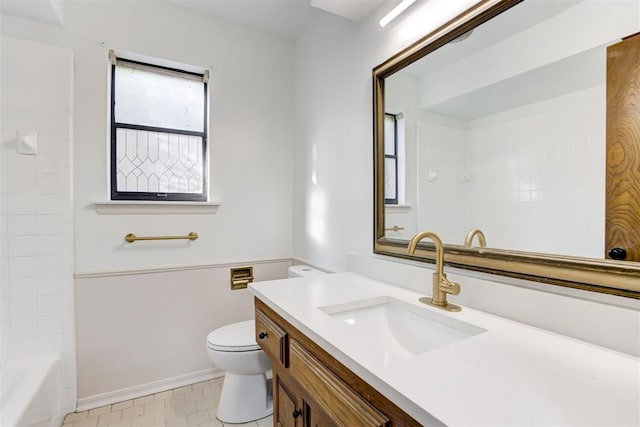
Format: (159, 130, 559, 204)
(206, 320, 272, 423)
(206, 265, 325, 423)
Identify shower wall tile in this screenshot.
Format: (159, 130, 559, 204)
(36, 214, 63, 235)
(466, 86, 605, 258)
(37, 295, 63, 316)
(7, 193, 36, 214)
(38, 315, 63, 336)
(37, 235, 63, 255)
(11, 318, 37, 340)
(8, 214, 37, 235)
(9, 256, 36, 277)
(37, 132, 62, 154)
(37, 276, 63, 296)
(0, 35, 75, 412)
(9, 236, 37, 256)
(416, 86, 605, 259)
(9, 296, 36, 319)
(6, 172, 36, 193)
(9, 277, 37, 299)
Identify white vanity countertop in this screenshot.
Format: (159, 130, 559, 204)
(249, 272, 640, 426)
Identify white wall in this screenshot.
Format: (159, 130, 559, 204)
(384, 73, 419, 240)
(1, 1, 294, 274)
(74, 260, 289, 409)
(1, 0, 295, 406)
(0, 35, 76, 412)
(293, 0, 488, 272)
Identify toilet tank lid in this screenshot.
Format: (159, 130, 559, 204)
(207, 320, 259, 351)
(288, 265, 326, 277)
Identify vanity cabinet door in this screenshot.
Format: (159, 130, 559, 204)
(606, 32, 640, 262)
(289, 339, 390, 427)
(275, 375, 302, 427)
(306, 402, 339, 427)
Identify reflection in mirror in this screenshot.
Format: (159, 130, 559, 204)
(383, 0, 639, 259)
(374, 0, 640, 297)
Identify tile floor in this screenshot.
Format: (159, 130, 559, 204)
(62, 378, 273, 427)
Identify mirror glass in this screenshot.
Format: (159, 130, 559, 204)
(382, 0, 639, 260)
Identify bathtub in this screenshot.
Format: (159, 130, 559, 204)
(1, 353, 64, 427)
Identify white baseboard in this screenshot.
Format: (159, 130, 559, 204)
(76, 368, 224, 412)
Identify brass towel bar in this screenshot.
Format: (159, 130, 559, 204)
(124, 232, 199, 243)
(385, 225, 405, 232)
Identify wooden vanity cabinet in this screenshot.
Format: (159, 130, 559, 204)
(275, 376, 302, 427)
(254, 298, 421, 427)
(275, 373, 337, 427)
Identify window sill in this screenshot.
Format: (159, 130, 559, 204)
(385, 204, 411, 213)
(93, 200, 220, 215)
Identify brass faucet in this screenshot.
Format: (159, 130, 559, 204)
(464, 228, 486, 248)
(408, 231, 461, 312)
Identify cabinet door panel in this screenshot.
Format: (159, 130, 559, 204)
(307, 402, 339, 427)
(289, 339, 390, 427)
(606, 32, 640, 261)
(275, 375, 301, 427)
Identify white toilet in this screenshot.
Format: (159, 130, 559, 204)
(206, 265, 325, 423)
(206, 320, 271, 423)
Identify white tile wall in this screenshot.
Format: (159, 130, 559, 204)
(414, 85, 605, 258)
(466, 86, 605, 258)
(0, 35, 76, 413)
(416, 119, 469, 244)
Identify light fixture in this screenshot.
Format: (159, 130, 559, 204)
(379, 0, 417, 27)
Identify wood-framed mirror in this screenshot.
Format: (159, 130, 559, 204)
(373, 0, 640, 298)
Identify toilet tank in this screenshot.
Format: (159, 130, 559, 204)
(288, 265, 326, 278)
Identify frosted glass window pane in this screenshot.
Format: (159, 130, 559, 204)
(115, 62, 204, 132)
(116, 129, 203, 194)
(385, 158, 397, 201)
(384, 115, 396, 156)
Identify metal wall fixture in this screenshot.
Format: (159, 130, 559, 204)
(385, 225, 405, 232)
(124, 231, 199, 243)
(230, 266, 254, 290)
(464, 228, 487, 248)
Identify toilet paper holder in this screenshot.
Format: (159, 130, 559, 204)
(230, 266, 254, 290)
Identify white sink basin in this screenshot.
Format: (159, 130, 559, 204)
(319, 296, 486, 364)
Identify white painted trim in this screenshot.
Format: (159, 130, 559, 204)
(385, 204, 411, 213)
(74, 258, 293, 279)
(76, 368, 224, 412)
(93, 200, 221, 215)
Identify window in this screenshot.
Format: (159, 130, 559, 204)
(384, 113, 399, 204)
(110, 51, 208, 201)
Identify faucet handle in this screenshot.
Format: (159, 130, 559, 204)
(440, 276, 460, 295)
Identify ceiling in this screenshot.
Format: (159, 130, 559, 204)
(165, 0, 387, 40)
(0, 0, 389, 40)
(400, 0, 581, 78)
(0, 0, 64, 26)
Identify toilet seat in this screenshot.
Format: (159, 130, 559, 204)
(207, 320, 260, 352)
